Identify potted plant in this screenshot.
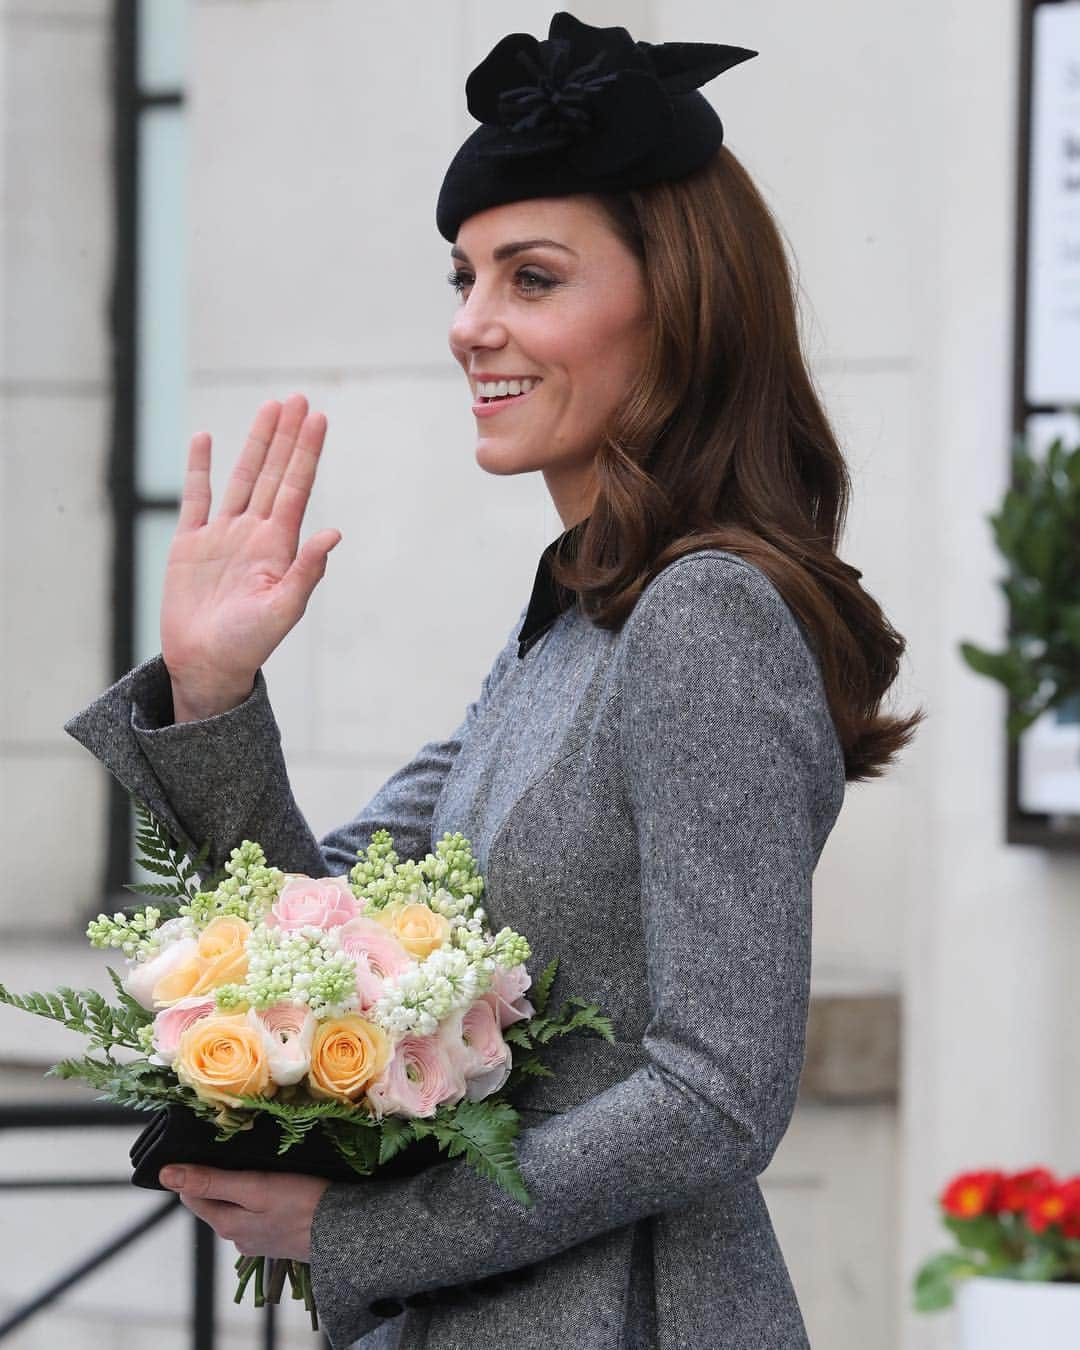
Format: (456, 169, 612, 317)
(958, 433, 1080, 742)
(913, 1166, 1080, 1347)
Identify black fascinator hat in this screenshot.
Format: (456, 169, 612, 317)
(436, 11, 756, 241)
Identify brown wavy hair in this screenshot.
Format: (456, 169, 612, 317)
(548, 145, 924, 782)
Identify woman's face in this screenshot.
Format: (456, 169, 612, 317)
(447, 195, 649, 528)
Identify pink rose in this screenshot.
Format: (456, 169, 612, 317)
(481, 962, 535, 1029)
(338, 917, 413, 1010)
(439, 1001, 514, 1102)
(151, 994, 217, 1063)
(365, 1032, 467, 1120)
(265, 876, 359, 932)
(257, 1003, 316, 1086)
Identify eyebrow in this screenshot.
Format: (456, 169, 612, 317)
(449, 238, 579, 264)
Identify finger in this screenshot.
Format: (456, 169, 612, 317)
(219, 399, 282, 516)
(270, 410, 328, 540)
(276, 528, 342, 616)
(160, 1164, 268, 1210)
(248, 392, 309, 518)
(177, 432, 212, 531)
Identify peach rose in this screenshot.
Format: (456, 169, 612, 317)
(151, 994, 218, 1063)
(376, 902, 451, 960)
(175, 1010, 274, 1107)
(124, 927, 199, 1011)
(152, 915, 251, 1007)
(265, 876, 359, 932)
(366, 1031, 467, 1120)
(307, 1015, 392, 1104)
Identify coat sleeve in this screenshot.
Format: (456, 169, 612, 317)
(62, 608, 526, 877)
(307, 555, 847, 1349)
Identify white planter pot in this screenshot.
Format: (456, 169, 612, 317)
(956, 1276, 1080, 1348)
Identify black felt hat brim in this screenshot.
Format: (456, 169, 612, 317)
(435, 89, 724, 241)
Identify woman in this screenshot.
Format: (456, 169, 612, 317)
(66, 13, 923, 1348)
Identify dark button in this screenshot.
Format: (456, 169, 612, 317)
(368, 1297, 404, 1318)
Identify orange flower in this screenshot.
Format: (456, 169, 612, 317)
(153, 916, 251, 1005)
(175, 1011, 274, 1108)
(939, 1170, 1004, 1218)
(307, 1015, 392, 1104)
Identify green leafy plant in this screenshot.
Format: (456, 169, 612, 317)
(959, 432, 1080, 737)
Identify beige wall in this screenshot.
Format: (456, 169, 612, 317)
(3, 3, 1080, 1349)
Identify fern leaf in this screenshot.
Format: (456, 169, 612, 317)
(531, 957, 559, 1017)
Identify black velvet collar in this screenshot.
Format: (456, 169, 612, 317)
(517, 517, 589, 658)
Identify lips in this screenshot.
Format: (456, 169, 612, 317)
(471, 378, 542, 419)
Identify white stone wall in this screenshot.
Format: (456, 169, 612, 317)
(4, 2, 1080, 1349)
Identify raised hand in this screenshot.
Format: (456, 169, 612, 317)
(161, 394, 341, 722)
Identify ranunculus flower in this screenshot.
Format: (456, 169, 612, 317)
(439, 1000, 513, 1102)
(151, 994, 218, 1063)
(373, 902, 451, 960)
(366, 1030, 467, 1119)
(257, 1003, 317, 1087)
(124, 929, 199, 1011)
(152, 915, 251, 1007)
(939, 1170, 1004, 1218)
(307, 1015, 391, 1103)
(175, 1010, 274, 1108)
(338, 918, 412, 979)
(481, 961, 535, 1029)
(265, 876, 359, 932)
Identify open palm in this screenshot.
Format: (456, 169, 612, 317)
(162, 394, 341, 721)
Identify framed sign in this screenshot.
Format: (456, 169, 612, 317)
(1025, 2, 1080, 405)
(1007, 1, 1080, 847)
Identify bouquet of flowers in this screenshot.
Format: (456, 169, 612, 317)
(913, 1165, 1080, 1311)
(0, 803, 613, 1326)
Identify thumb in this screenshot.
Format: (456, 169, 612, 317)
(279, 527, 342, 613)
(160, 1164, 267, 1209)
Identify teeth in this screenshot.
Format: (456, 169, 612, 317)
(476, 377, 538, 398)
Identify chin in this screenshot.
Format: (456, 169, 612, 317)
(473, 437, 543, 477)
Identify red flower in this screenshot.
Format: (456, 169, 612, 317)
(998, 1167, 1056, 1213)
(940, 1171, 1005, 1219)
(1024, 1185, 1071, 1234)
(1057, 1177, 1080, 1240)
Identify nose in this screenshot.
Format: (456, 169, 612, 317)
(448, 282, 509, 357)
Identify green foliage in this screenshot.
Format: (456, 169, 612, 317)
(127, 796, 211, 902)
(912, 1252, 980, 1311)
(503, 959, 615, 1096)
(959, 432, 1080, 736)
(0, 979, 151, 1053)
(410, 1097, 530, 1206)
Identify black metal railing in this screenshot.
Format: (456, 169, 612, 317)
(0, 1102, 328, 1348)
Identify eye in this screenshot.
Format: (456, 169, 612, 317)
(516, 268, 556, 295)
(447, 267, 473, 295)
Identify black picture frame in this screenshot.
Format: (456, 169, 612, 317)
(1006, 0, 1080, 849)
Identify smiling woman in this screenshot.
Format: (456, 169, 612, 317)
(63, 10, 923, 1350)
(446, 198, 651, 526)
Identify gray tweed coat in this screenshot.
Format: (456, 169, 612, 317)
(65, 548, 846, 1349)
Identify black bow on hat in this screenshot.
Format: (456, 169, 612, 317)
(436, 11, 756, 240)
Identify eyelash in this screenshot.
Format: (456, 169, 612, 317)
(446, 267, 556, 297)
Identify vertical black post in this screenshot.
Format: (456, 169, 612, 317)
(192, 1218, 217, 1350)
(263, 1296, 276, 1349)
(107, 0, 139, 899)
